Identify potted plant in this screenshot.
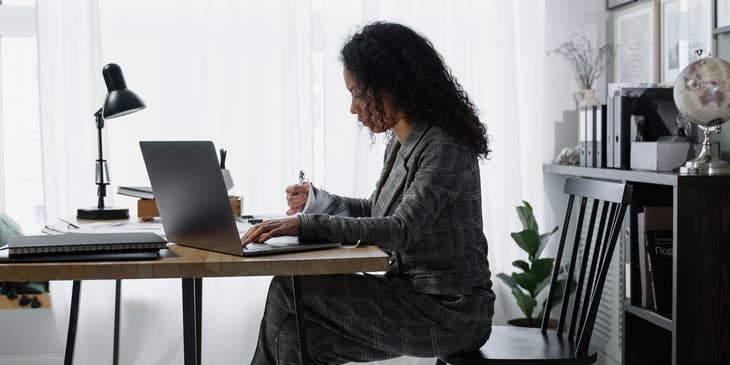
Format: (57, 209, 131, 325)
(496, 201, 574, 328)
(548, 33, 613, 107)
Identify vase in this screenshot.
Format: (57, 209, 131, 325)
(574, 88, 601, 107)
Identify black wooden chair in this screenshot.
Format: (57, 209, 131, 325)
(437, 177, 633, 365)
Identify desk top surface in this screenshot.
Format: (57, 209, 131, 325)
(0, 219, 390, 282)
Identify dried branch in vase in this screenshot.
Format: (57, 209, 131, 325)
(548, 34, 613, 90)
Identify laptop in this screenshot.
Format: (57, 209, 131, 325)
(139, 141, 341, 256)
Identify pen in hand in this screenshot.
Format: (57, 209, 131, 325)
(287, 170, 309, 215)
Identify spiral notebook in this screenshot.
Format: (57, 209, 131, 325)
(3, 232, 167, 257)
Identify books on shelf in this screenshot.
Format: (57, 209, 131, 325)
(118, 186, 154, 200)
(4, 232, 167, 256)
(636, 206, 672, 317)
(645, 230, 672, 317)
(636, 212, 653, 309)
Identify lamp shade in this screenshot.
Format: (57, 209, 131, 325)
(101, 63, 146, 119)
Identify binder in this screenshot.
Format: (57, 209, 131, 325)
(607, 96, 616, 168)
(579, 106, 587, 166)
(594, 105, 607, 168)
(586, 106, 594, 167)
(0, 250, 160, 263)
(5, 232, 167, 257)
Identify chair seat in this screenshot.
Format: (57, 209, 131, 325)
(439, 325, 597, 365)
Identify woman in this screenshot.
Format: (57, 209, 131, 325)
(242, 22, 494, 364)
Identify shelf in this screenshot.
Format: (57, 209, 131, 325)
(713, 25, 730, 35)
(625, 302, 672, 331)
(543, 164, 730, 187)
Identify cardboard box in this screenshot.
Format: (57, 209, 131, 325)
(138, 196, 242, 219)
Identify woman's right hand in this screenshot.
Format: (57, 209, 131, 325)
(285, 183, 310, 215)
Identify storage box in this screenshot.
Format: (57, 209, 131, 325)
(137, 196, 242, 219)
(630, 142, 690, 171)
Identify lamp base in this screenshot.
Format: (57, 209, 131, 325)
(77, 207, 130, 220)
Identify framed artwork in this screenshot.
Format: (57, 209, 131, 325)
(608, 0, 638, 10)
(614, 1, 660, 83)
(661, 0, 712, 83)
(718, 0, 730, 28)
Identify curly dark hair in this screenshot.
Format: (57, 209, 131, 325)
(340, 21, 490, 158)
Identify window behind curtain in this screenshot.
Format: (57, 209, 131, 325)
(0, 0, 44, 232)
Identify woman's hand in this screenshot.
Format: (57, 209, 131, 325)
(285, 183, 310, 215)
(241, 217, 299, 247)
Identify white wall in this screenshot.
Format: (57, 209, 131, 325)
(542, 2, 619, 365)
(542, 0, 609, 258)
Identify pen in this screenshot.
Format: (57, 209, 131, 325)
(59, 217, 80, 229)
(298, 170, 305, 185)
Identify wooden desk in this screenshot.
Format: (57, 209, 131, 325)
(0, 241, 389, 365)
(0, 244, 389, 282)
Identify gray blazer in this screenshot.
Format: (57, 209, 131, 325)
(298, 122, 493, 296)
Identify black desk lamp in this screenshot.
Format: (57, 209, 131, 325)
(77, 63, 145, 220)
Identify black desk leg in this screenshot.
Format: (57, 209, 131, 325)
(64, 280, 82, 365)
(182, 278, 202, 365)
(113, 279, 121, 365)
(195, 277, 202, 365)
(291, 276, 309, 365)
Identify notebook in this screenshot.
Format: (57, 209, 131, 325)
(3, 232, 167, 256)
(117, 186, 155, 200)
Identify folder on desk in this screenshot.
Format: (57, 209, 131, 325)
(4, 232, 167, 256)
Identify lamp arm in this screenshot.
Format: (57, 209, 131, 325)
(95, 108, 107, 209)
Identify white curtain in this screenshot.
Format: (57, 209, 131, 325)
(35, 1, 118, 363)
(34, 1, 546, 364)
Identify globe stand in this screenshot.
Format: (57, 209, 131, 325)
(679, 124, 730, 175)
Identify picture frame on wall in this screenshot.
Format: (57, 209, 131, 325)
(608, 0, 638, 10)
(718, 0, 730, 28)
(614, 1, 660, 83)
(661, 0, 712, 83)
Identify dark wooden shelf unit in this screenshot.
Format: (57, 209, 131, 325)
(544, 164, 730, 365)
(624, 302, 672, 331)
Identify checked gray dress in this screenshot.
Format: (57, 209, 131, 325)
(252, 122, 495, 364)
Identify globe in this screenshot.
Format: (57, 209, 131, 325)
(674, 55, 730, 127)
(673, 52, 730, 174)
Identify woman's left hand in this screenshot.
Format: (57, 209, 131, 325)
(241, 217, 299, 247)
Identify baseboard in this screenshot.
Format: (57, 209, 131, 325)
(0, 354, 63, 365)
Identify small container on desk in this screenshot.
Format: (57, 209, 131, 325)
(137, 196, 242, 220)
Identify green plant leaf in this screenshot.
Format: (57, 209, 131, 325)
(511, 230, 540, 258)
(496, 273, 518, 289)
(516, 202, 538, 232)
(512, 272, 538, 295)
(531, 258, 555, 287)
(512, 287, 537, 319)
(535, 275, 552, 296)
(512, 260, 530, 272)
(536, 226, 559, 258)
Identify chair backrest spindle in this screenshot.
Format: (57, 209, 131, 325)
(568, 199, 600, 340)
(557, 197, 587, 335)
(540, 194, 575, 332)
(576, 200, 610, 335)
(576, 203, 629, 355)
